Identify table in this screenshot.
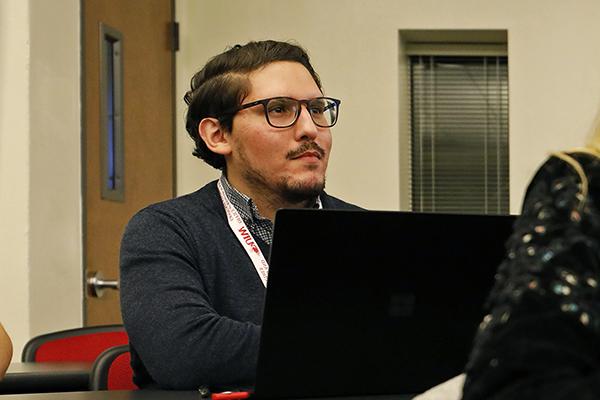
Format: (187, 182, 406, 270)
(0, 362, 92, 394)
(0, 390, 412, 399)
(0, 391, 199, 400)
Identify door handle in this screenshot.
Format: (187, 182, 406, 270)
(86, 271, 119, 298)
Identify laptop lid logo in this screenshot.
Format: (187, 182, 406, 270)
(388, 293, 416, 317)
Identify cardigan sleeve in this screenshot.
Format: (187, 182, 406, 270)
(119, 207, 261, 390)
(462, 153, 600, 399)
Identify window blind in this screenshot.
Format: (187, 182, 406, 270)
(409, 55, 509, 214)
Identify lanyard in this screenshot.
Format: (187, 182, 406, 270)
(217, 179, 324, 287)
(217, 180, 270, 287)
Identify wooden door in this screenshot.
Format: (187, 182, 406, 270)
(82, 0, 175, 325)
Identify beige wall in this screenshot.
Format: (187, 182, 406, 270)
(0, 0, 82, 355)
(28, 0, 82, 345)
(0, 0, 32, 358)
(176, 0, 600, 213)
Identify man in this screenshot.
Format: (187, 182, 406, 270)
(119, 40, 360, 390)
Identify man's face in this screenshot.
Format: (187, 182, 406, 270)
(225, 61, 332, 203)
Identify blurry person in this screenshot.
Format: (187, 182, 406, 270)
(0, 323, 12, 379)
(463, 124, 600, 399)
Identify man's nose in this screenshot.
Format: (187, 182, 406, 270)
(294, 105, 319, 141)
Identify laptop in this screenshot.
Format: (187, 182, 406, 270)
(252, 209, 515, 399)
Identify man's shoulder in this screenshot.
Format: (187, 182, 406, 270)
(130, 181, 222, 225)
(320, 192, 363, 210)
(121, 180, 230, 249)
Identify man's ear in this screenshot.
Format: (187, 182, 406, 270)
(198, 118, 232, 156)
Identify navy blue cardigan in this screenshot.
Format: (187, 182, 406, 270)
(119, 180, 359, 390)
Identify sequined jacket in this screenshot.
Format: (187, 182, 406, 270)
(462, 152, 600, 400)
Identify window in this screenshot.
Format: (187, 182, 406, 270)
(409, 55, 509, 214)
(100, 23, 124, 201)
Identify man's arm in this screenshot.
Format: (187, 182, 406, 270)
(0, 323, 13, 380)
(120, 208, 261, 390)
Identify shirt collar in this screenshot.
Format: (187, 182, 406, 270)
(219, 175, 262, 224)
(219, 174, 323, 222)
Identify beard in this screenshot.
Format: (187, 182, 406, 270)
(242, 163, 326, 205)
(238, 143, 326, 205)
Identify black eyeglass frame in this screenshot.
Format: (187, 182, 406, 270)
(219, 96, 341, 128)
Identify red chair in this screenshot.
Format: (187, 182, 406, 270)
(21, 325, 128, 362)
(89, 345, 137, 390)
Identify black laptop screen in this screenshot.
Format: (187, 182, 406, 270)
(255, 210, 515, 398)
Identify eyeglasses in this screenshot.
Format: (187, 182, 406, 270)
(221, 96, 341, 128)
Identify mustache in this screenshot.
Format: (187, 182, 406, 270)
(286, 141, 326, 159)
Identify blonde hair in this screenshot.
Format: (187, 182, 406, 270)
(548, 123, 600, 212)
(587, 122, 600, 156)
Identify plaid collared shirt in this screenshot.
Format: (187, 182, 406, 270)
(218, 175, 321, 245)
